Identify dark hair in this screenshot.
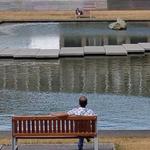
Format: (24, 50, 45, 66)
(79, 96, 87, 108)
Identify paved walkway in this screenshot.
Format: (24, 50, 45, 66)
(1, 10, 150, 22)
(1, 144, 115, 150)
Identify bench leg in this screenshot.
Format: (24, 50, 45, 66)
(12, 137, 16, 150)
(94, 137, 98, 150)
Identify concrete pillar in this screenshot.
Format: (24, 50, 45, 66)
(81, 37, 86, 47)
(103, 36, 109, 45)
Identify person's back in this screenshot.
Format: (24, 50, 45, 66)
(68, 95, 95, 116)
(68, 105, 95, 116)
(67, 96, 96, 150)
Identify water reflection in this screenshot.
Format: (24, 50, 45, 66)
(0, 57, 150, 130)
(0, 22, 150, 49)
(0, 23, 60, 49)
(0, 56, 150, 96)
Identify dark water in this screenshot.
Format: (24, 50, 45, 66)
(0, 22, 150, 49)
(0, 56, 150, 130)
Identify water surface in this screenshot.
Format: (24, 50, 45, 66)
(0, 56, 150, 130)
(1, 22, 150, 130)
(0, 22, 150, 49)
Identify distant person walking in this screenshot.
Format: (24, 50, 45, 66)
(68, 96, 96, 150)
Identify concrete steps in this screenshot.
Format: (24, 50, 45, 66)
(104, 45, 127, 56)
(0, 43, 149, 59)
(123, 44, 145, 54)
(60, 47, 84, 57)
(138, 43, 150, 52)
(84, 46, 105, 55)
(36, 49, 60, 58)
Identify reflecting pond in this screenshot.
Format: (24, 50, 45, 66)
(0, 22, 150, 49)
(0, 22, 150, 131)
(0, 56, 150, 130)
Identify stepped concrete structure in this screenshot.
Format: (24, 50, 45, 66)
(60, 47, 84, 56)
(0, 43, 150, 58)
(123, 44, 145, 54)
(0, 0, 149, 11)
(84, 46, 105, 55)
(139, 43, 150, 52)
(13, 49, 40, 58)
(0, 0, 107, 11)
(104, 45, 127, 56)
(107, 0, 150, 10)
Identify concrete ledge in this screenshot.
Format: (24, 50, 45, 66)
(60, 47, 84, 57)
(0, 49, 20, 58)
(0, 43, 149, 59)
(138, 42, 150, 52)
(123, 44, 145, 53)
(104, 45, 127, 56)
(84, 46, 105, 55)
(14, 49, 40, 58)
(36, 49, 60, 58)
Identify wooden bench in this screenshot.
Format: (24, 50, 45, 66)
(12, 115, 98, 150)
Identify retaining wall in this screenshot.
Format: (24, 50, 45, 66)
(0, 0, 107, 11)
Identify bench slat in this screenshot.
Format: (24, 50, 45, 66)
(92, 120, 96, 132)
(27, 120, 30, 133)
(45, 120, 48, 133)
(70, 120, 74, 132)
(62, 120, 65, 133)
(36, 120, 39, 133)
(40, 120, 44, 133)
(57, 120, 60, 133)
(66, 120, 69, 133)
(53, 120, 56, 133)
(23, 120, 26, 133)
(32, 120, 35, 133)
(49, 120, 52, 133)
(12, 115, 96, 120)
(14, 132, 96, 137)
(18, 120, 22, 133)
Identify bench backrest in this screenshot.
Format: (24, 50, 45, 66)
(12, 115, 97, 138)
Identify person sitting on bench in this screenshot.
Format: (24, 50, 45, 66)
(67, 96, 96, 150)
(75, 8, 83, 17)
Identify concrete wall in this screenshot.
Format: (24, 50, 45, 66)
(0, 0, 107, 11)
(107, 0, 150, 10)
(0, 0, 149, 11)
